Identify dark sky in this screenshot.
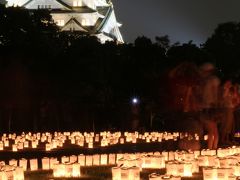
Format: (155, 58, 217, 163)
(112, 0, 240, 45)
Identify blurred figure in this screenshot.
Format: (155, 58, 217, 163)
(233, 83, 240, 134)
(168, 62, 202, 150)
(220, 80, 239, 145)
(199, 63, 220, 149)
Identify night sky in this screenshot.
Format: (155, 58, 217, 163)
(112, 0, 240, 45)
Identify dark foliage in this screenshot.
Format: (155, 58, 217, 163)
(0, 5, 239, 132)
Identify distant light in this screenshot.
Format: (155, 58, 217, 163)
(132, 98, 138, 104)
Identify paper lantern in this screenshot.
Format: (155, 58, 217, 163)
(42, 157, 50, 170)
(93, 154, 100, 166)
(217, 168, 231, 180)
(4, 140, 9, 147)
(121, 167, 130, 180)
(120, 138, 124, 144)
(208, 155, 218, 167)
(0, 141, 4, 150)
(30, 159, 38, 171)
(166, 161, 178, 176)
(101, 154, 108, 165)
(85, 155, 93, 166)
(45, 143, 51, 151)
(168, 151, 175, 161)
(69, 155, 77, 163)
(23, 141, 29, 148)
(129, 166, 140, 180)
(50, 157, 59, 169)
(12, 144, 17, 152)
(4, 169, 14, 180)
(198, 155, 209, 167)
(203, 167, 217, 180)
(31, 141, 37, 148)
(17, 143, 23, 150)
(231, 163, 240, 176)
(194, 150, 200, 158)
(183, 162, 192, 177)
(151, 155, 165, 169)
(95, 135, 99, 142)
(72, 163, 81, 177)
(162, 151, 169, 161)
(142, 156, 152, 168)
(19, 158, 27, 171)
(112, 167, 121, 180)
(108, 154, 116, 165)
(78, 154, 85, 166)
(53, 164, 65, 177)
(9, 159, 18, 166)
(88, 142, 93, 148)
(191, 159, 199, 173)
(184, 152, 195, 161)
(64, 163, 72, 177)
(61, 156, 69, 164)
(13, 167, 24, 180)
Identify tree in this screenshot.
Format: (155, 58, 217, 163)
(204, 22, 240, 78)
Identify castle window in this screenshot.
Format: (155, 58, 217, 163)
(56, 20, 65, 27)
(81, 19, 90, 26)
(73, 0, 82, 7)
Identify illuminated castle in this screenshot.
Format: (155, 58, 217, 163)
(6, 0, 124, 43)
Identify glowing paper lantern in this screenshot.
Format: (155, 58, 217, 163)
(53, 164, 65, 177)
(12, 144, 17, 152)
(45, 143, 51, 151)
(231, 163, 240, 176)
(217, 168, 231, 180)
(108, 154, 116, 165)
(4, 140, 9, 147)
(13, 167, 24, 180)
(78, 154, 85, 166)
(203, 167, 217, 180)
(112, 167, 121, 180)
(42, 157, 50, 170)
(9, 159, 18, 166)
(19, 159, 27, 171)
(130, 166, 140, 180)
(70, 155, 77, 163)
(183, 162, 192, 177)
(166, 161, 178, 176)
(101, 154, 108, 165)
(85, 155, 93, 166)
(50, 157, 58, 169)
(23, 141, 29, 148)
(121, 167, 129, 180)
(0, 141, 4, 150)
(72, 163, 81, 177)
(93, 154, 100, 166)
(61, 156, 69, 164)
(30, 159, 38, 171)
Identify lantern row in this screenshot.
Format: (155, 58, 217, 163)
(0, 131, 188, 152)
(2, 146, 240, 179)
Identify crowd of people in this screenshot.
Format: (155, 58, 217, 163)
(168, 62, 240, 149)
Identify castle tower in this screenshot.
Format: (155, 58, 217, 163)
(6, 0, 124, 43)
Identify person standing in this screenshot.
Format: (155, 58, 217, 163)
(220, 80, 239, 145)
(199, 63, 221, 149)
